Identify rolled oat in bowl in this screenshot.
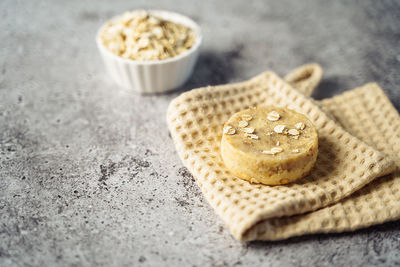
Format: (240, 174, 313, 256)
(100, 10, 197, 61)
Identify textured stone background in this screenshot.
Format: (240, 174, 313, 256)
(1, 0, 400, 266)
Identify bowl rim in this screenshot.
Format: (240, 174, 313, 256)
(96, 9, 202, 65)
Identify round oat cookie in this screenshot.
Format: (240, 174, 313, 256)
(221, 106, 318, 185)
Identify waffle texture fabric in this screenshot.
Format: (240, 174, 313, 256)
(167, 71, 397, 241)
(284, 63, 323, 97)
(243, 82, 400, 241)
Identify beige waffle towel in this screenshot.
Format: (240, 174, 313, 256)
(167, 65, 398, 241)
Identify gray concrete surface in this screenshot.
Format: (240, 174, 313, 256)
(1, 0, 400, 266)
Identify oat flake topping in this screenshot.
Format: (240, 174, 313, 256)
(295, 122, 305, 130)
(262, 147, 283, 155)
(238, 120, 249, 127)
(223, 126, 236, 135)
(241, 114, 253, 121)
(274, 125, 286, 133)
(245, 133, 259, 140)
(243, 127, 255, 134)
(267, 111, 280, 121)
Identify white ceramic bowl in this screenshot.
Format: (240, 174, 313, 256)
(96, 10, 202, 94)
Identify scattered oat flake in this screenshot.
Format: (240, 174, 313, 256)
(243, 127, 255, 134)
(292, 149, 300, 153)
(250, 134, 259, 140)
(274, 125, 286, 133)
(267, 111, 280, 121)
(271, 147, 283, 153)
(245, 133, 259, 139)
(276, 141, 280, 146)
(241, 114, 253, 121)
(238, 120, 249, 127)
(295, 122, 305, 130)
(288, 129, 300, 136)
(223, 126, 236, 135)
(262, 150, 275, 155)
(263, 147, 283, 155)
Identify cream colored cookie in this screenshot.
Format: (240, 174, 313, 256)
(221, 106, 318, 185)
